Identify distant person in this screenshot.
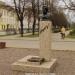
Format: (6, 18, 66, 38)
(60, 26, 66, 39)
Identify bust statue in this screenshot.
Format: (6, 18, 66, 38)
(42, 5, 50, 20)
(43, 6, 48, 15)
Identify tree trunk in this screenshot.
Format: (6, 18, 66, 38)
(28, 20, 30, 33)
(37, 0, 40, 35)
(32, 17, 36, 35)
(20, 20, 23, 37)
(38, 19, 40, 35)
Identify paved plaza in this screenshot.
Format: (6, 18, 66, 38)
(0, 39, 75, 51)
(0, 48, 75, 75)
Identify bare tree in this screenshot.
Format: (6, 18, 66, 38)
(61, 0, 75, 10)
(37, 0, 40, 34)
(31, 0, 37, 35)
(27, 7, 32, 33)
(59, 0, 75, 25)
(13, 0, 26, 37)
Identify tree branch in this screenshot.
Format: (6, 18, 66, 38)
(62, 0, 75, 10)
(22, 0, 26, 17)
(14, 0, 20, 20)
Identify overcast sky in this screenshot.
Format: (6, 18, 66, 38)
(0, 0, 10, 2)
(0, 0, 12, 4)
(0, 0, 9, 2)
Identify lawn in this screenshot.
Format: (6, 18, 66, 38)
(66, 34, 75, 39)
(23, 33, 39, 38)
(0, 33, 39, 40)
(66, 29, 75, 39)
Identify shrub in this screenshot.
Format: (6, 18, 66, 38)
(69, 29, 75, 35)
(52, 28, 60, 33)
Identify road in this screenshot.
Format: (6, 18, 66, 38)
(0, 37, 75, 50)
(0, 39, 39, 49)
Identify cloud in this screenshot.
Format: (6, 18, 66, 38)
(0, 0, 11, 3)
(0, 0, 4, 1)
(0, 0, 12, 5)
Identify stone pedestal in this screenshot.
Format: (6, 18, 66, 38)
(0, 42, 6, 48)
(11, 21, 57, 74)
(12, 55, 57, 73)
(40, 21, 51, 61)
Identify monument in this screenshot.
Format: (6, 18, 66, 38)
(11, 4, 57, 74)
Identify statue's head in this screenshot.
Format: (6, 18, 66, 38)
(43, 5, 48, 15)
(40, 5, 49, 21)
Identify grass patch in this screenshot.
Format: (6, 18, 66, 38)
(0, 35, 7, 37)
(0, 34, 16, 37)
(18, 33, 39, 38)
(66, 29, 75, 39)
(66, 34, 75, 39)
(23, 33, 39, 38)
(0, 33, 39, 38)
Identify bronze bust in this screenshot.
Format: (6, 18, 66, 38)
(40, 5, 50, 21)
(43, 5, 48, 15)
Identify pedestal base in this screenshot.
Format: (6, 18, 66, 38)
(11, 55, 57, 73)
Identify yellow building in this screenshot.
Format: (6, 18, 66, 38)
(0, 1, 19, 31)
